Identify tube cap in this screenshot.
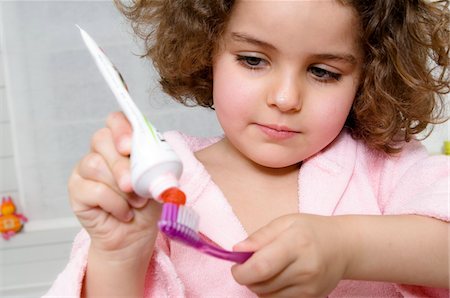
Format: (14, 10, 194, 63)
(160, 187, 186, 205)
(148, 173, 179, 202)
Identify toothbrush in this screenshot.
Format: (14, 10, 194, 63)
(158, 203, 253, 264)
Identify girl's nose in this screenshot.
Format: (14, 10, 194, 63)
(266, 74, 302, 112)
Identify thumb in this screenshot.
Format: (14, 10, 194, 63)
(233, 214, 294, 252)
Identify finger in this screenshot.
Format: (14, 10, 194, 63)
(247, 261, 299, 296)
(106, 111, 132, 156)
(234, 215, 295, 252)
(232, 234, 295, 285)
(112, 157, 133, 193)
(258, 280, 331, 298)
(90, 127, 133, 193)
(78, 153, 144, 208)
(69, 169, 133, 223)
(132, 198, 162, 224)
(258, 285, 305, 298)
(127, 192, 149, 209)
(78, 152, 119, 193)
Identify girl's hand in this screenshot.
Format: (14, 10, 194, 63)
(68, 111, 161, 261)
(231, 214, 350, 298)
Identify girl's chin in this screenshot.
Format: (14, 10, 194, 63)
(248, 155, 303, 170)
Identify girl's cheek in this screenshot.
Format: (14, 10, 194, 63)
(214, 71, 261, 116)
(308, 95, 353, 129)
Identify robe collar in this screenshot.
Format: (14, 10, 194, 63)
(165, 130, 357, 250)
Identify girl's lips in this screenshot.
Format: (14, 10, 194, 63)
(257, 124, 299, 140)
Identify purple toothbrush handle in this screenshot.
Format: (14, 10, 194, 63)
(159, 221, 253, 263)
(198, 242, 253, 264)
(158, 203, 253, 264)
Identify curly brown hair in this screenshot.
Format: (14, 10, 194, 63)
(115, 0, 449, 154)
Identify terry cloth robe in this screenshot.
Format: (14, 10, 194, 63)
(45, 129, 449, 297)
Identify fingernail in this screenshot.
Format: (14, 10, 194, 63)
(119, 173, 131, 192)
(125, 210, 134, 222)
(131, 196, 147, 208)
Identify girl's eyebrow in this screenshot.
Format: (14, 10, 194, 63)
(311, 53, 358, 65)
(231, 32, 276, 50)
(230, 32, 357, 65)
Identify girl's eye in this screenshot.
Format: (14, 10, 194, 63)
(236, 55, 267, 69)
(309, 66, 341, 81)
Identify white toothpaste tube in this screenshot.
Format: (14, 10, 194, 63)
(77, 25, 183, 201)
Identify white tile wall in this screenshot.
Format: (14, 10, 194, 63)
(419, 108, 450, 154)
(0, 40, 19, 198)
(0, 122, 12, 156)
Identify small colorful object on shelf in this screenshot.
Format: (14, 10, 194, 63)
(444, 141, 450, 155)
(0, 196, 28, 240)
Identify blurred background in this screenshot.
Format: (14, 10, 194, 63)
(0, 1, 222, 296)
(0, 1, 447, 297)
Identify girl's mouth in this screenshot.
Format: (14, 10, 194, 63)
(257, 124, 299, 140)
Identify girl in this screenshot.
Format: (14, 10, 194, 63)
(47, 0, 449, 297)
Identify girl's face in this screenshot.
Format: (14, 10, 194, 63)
(212, 0, 362, 168)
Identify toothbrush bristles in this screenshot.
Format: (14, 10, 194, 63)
(159, 203, 201, 245)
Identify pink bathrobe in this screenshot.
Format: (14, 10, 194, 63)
(46, 129, 449, 297)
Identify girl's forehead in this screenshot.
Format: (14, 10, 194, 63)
(228, 0, 357, 28)
(225, 0, 361, 57)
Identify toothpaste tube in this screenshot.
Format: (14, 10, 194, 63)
(78, 25, 183, 202)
